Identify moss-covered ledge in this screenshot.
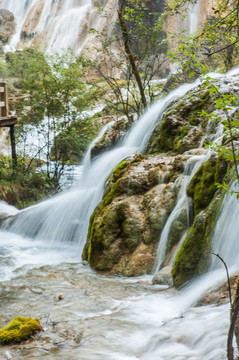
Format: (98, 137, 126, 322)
(172, 187, 226, 287)
(147, 86, 213, 155)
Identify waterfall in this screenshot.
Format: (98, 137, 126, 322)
(0, 71, 239, 360)
(1, 0, 39, 50)
(1, 0, 94, 53)
(4, 81, 201, 257)
(210, 184, 239, 271)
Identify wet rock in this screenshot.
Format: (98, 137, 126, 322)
(73, 330, 83, 344)
(172, 184, 228, 287)
(152, 266, 173, 287)
(187, 154, 228, 216)
(91, 116, 134, 158)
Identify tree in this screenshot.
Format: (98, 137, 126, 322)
(87, 0, 168, 119)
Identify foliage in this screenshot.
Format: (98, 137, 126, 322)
(4, 49, 97, 185)
(50, 117, 100, 164)
(168, 0, 239, 76)
(167, 1, 239, 357)
(0, 155, 58, 209)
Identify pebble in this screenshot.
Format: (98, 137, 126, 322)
(5, 351, 12, 360)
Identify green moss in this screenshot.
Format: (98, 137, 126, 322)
(172, 212, 207, 288)
(108, 160, 129, 184)
(0, 317, 42, 344)
(147, 117, 178, 154)
(172, 156, 229, 287)
(86, 201, 136, 271)
(172, 185, 227, 287)
(187, 155, 228, 215)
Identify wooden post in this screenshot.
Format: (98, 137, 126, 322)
(0, 82, 17, 167)
(9, 125, 17, 168)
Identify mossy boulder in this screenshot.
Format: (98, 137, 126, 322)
(83, 154, 181, 276)
(172, 211, 207, 288)
(0, 316, 42, 344)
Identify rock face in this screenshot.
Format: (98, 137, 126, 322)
(84, 74, 239, 283)
(0, 9, 15, 43)
(147, 84, 213, 155)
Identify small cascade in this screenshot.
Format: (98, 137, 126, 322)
(210, 183, 239, 271)
(189, 0, 200, 34)
(153, 152, 209, 274)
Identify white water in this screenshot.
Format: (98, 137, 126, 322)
(153, 150, 213, 273)
(189, 0, 200, 34)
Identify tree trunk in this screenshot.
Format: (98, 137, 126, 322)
(118, 0, 147, 110)
(228, 279, 239, 360)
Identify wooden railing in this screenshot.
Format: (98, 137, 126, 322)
(0, 81, 17, 166)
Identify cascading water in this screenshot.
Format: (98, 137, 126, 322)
(153, 152, 209, 274)
(0, 0, 95, 53)
(1, 70, 239, 359)
(1, 0, 39, 50)
(4, 81, 201, 257)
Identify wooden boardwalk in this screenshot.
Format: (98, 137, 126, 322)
(0, 116, 17, 127)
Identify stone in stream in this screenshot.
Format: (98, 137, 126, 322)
(152, 266, 173, 287)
